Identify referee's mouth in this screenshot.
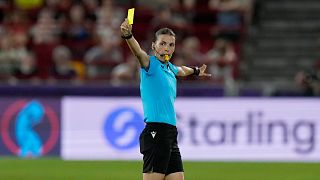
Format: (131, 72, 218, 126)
(160, 54, 172, 61)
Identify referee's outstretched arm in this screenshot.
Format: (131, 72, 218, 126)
(177, 65, 212, 77)
(120, 19, 149, 69)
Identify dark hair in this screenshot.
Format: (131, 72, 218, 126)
(155, 28, 175, 41)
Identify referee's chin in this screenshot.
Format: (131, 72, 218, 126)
(159, 55, 172, 63)
(156, 55, 166, 62)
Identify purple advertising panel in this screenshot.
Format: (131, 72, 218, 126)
(0, 98, 60, 157)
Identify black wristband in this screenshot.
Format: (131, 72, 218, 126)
(191, 67, 200, 76)
(121, 33, 133, 39)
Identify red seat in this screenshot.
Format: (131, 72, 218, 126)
(31, 42, 58, 79)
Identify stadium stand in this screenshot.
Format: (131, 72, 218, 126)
(1, 0, 318, 96)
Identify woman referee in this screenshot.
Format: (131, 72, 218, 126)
(120, 18, 211, 180)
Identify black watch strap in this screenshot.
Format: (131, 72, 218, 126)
(121, 34, 133, 39)
(191, 67, 200, 76)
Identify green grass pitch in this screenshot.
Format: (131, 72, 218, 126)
(1, 158, 320, 180)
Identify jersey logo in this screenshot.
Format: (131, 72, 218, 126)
(151, 131, 157, 138)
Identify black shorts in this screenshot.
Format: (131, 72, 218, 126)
(139, 122, 183, 175)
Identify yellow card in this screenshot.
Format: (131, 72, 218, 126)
(127, 8, 135, 25)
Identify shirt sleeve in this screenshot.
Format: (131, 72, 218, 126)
(141, 56, 156, 75)
(168, 62, 179, 75)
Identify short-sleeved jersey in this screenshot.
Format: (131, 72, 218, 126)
(140, 55, 179, 126)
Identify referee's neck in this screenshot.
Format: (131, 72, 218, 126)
(156, 57, 167, 64)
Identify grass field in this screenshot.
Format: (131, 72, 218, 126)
(1, 158, 320, 180)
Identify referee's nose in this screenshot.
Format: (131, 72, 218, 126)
(164, 46, 170, 53)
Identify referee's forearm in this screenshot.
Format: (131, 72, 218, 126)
(181, 66, 195, 76)
(126, 36, 143, 57)
(125, 35, 149, 68)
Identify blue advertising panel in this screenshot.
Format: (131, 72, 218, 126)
(0, 98, 60, 157)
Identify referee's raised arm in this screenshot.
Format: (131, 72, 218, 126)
(120, 19, 149, 69)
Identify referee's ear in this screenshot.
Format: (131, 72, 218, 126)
(152, 42, 155, 50)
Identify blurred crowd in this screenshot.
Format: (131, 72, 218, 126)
(0, 0, 253, 88)
(295, 59, 320, 96)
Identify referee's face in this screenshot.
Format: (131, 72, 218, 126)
(154, 34, 175, 62)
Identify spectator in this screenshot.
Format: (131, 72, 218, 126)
(0, 35, 16, 77)
(49, 45, 77, 82)
(11, 51, 40, 84)
(84, 36, 123, 79)
(3, 10, 30, 35)
(82, 0, 99, 22)
(44, 0, 70, 32)
(209, 0, 253, 41)
(149, 6, 188, 40)
(99, 0, 124, 26)
(172, 36, 208, 83)
(295, 60, 320, 96)
(67, 3, 91, 41)
(110, 55, 139, 86)
(30, 8, 59, 79)
(30, 8, 60, 44)
(0, 32, 28, 78)
(64, 3, 93, 59)
(95, 5, 121, 40)
(175, 36, 206, 66)
(12, 31, 29, 56)
(182, 0, 196, 10)
(206, 38, 238, 94)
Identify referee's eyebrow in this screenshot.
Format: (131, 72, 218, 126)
(161, 41, 175, 45)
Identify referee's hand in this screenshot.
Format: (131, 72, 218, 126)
(120, 19, 132, 37)
(199, 64, 212, 77)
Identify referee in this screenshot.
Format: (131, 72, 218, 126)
(120, 19, 211, 180)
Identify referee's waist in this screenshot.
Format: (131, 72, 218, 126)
(145, 122, 176, 129)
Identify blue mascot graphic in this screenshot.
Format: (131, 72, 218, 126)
(15, 100, 44, 157)
(104, 107, 144, 150)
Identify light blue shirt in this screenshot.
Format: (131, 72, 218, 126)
(140, 56, 179, 126)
